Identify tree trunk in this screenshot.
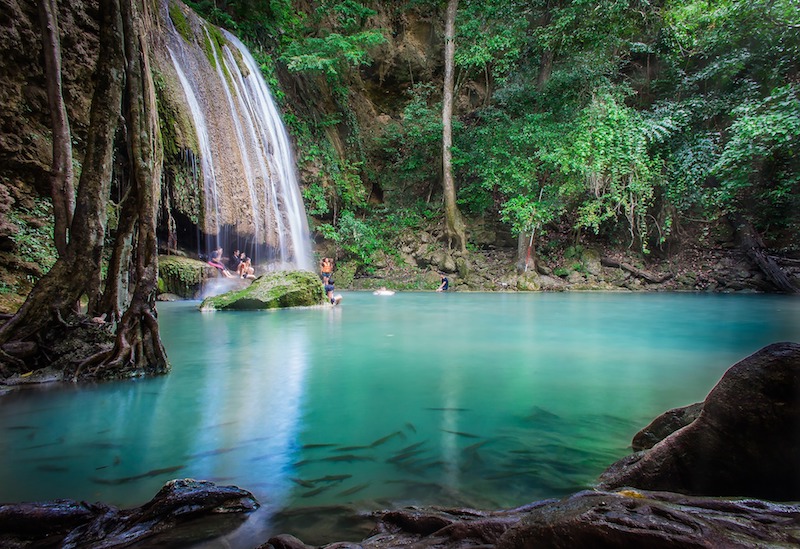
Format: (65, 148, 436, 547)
(37, 0, 74, 258)
(442, 0, 467, 253)
(729, 214, 798, 294)
(99, 188, 138, 322)
(0, 0, 125, 355)
(96, 0, 168, 375)
(537, 49, 554, 90)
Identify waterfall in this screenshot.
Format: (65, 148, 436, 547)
(164, 5, 313, 271)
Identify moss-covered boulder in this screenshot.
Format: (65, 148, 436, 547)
(158, 255, 213, 298)
(199, 271, 325, 311)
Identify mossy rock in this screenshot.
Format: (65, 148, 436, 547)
(199, 271, 325, 311)
(158, 256, 211, 298)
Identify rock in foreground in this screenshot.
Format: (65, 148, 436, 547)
(199, 271, 325, 311)
(0, 479, 258, 548)
(271, 490, 799, 548)
(600, 341, 800, 500)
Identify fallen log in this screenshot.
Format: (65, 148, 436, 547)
(600, 257, 673, 284)
(730, 214, 798, 293)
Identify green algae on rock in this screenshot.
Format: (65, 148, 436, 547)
(199, 271, 325, 311)
(158, 256, 212, 298)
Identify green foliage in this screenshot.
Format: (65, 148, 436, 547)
(169, 1, 194, 43)
(565, 90, 665, 250)
(713, 85, 800, 205)
(8, 199, 58, 277)
(276, 0, 385, 87)
(376, 84, 444, 203)
(319, 210, 382, 267)
(456, 0, 530, 83)
(281, 30, 385, 78)
(185, 0, 239, 31)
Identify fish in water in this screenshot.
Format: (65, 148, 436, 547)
(321, 454, 374, 462)
(90, 465, 185, 485)
(370, 431, 405, 448)
(336, 445, 371, 452)
(396, 441, 427, 454)
(85, 442, 124, 450)
(185, 447, 234, 459)
(441, 429, 480, 438)
(405, 422, 417, 433)
(464, 439, 493, 452)
(309, 474, 352, 483)
(301, 484, 333, 498)
(425, 407, 471, 412)
(291, 478, 315, 488)
(36, 464, 68, 473)
(387, 449, 426, 463)
(6, 425, 36, 431)
(338, 483, 370, 496)
(207, 421, 238, 429)
(302, 443, 338, 450)
(23, 437, 65, 450)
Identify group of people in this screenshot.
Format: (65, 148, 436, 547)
(207, 247, 255, 279)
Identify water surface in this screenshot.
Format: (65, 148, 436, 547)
(1, 292, 797, 545)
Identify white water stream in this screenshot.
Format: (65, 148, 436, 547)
(165, 7, 312, 271)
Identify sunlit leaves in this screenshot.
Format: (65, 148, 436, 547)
(281, 30, 385, 77)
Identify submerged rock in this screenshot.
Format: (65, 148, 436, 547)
(199, 270, 325, 311)
(599, 341, 800, 501)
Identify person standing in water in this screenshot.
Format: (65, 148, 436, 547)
(436, 272, 449, 292)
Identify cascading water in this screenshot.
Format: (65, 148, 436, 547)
(163, 3, 313, 271)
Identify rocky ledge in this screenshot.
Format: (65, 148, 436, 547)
(199, 270, 326, 311)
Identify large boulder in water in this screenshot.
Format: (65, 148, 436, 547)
(599, 342, 800, 500)
(199, 270, 325, 311)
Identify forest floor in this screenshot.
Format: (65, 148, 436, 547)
(344, 217, 799, 294)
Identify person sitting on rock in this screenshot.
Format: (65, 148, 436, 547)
(229, 249, 243, 272)
(238, 257, 256, 279)
(208, 247, 234, 277)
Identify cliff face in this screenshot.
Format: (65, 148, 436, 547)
(0, 0, 98, 310)
(0, 0, 98, 199)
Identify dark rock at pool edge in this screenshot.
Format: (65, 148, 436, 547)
(0, 479, 258, 548)
(600, 341, 800, 501)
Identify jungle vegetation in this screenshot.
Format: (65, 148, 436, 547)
(186, 0, 799, 272)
